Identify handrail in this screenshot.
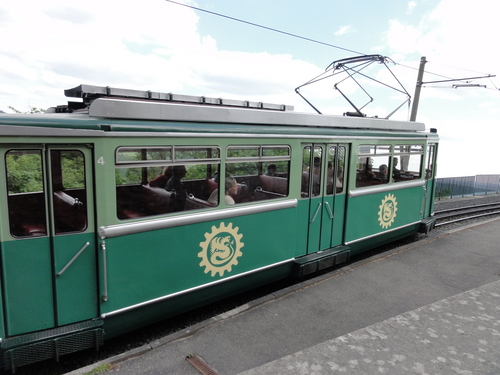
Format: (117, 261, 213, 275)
(57, 242, 90, 276)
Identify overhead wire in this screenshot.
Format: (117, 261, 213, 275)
(164, 0, 366, 56)
(428, 61, 493, 77)
(165, 0, 497, 90)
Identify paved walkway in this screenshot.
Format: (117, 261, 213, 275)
(239, 279, 500, 374)
(68, 218, 500, 375)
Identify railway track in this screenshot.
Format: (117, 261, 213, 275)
(434, 202, 500, 228)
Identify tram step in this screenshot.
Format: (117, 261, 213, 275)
(419, 216, 436, 234)
(293, 246, 350, 278)
(1, 319, 104, 372)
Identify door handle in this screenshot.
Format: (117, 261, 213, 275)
(57, 242, 90, 276)
(310, 203, 322, 223)
(325, 202, 334, 219)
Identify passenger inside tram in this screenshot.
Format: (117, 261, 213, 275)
(327, 161, 334, 180)
(266, 163, 278, 176)
(337, 166, 344, 191)
(392, 157, 401, 179)
(306, 157, 321, 175)
(377, 164, 389, 182)
(149, 166, 173, 188)
(224, 177, 238, 205)
(426, 164, 434, 180)
(166, 165, 187, 211)
(208, 176, 238, 206)
(357, 162, 376, 181)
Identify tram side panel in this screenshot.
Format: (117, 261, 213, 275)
(345, 185, 426, 254)
(345, 141, 430, 255)
(95, 139, 300, 336)
(98, 206, 298, 336)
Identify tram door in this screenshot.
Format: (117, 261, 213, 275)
(423, 143, 438, 217)
(1, 145, 97, 336)
(302, 144, 347, 254)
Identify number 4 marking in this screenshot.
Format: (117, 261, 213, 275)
(97, 157, 105, 165)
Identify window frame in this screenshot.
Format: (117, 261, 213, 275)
(355, 143, 425, 189)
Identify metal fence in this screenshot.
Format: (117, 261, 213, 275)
(435, 175, 500, 199)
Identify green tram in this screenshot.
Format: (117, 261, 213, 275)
(0, 85, 438, 371)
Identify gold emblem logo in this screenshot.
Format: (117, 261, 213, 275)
(378, 194, 398, 229)
(198, 222, 244, 277)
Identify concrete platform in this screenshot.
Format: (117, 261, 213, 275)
(239, 279, 500, 374)
(69, 218, 500, 375)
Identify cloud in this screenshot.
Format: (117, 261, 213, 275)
(2, 0, 497, 179)
(383, 0, 500, 108)
(386, 0, 500, 73)
(0, 0, 324, 112)
(382, 0, 500, 177)
(43, 5, 95, 25)
(334, 25, 352, 36)
(407, 1, 417, 14)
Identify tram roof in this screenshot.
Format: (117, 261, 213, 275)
(1, 84, 429, 134)
(84, 98, 425, 132)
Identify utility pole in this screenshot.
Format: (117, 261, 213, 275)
(410, 56, 427, 122)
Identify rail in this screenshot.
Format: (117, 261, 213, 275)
(434, 203, 500, 227)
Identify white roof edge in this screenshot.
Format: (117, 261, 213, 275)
(89, 98, 426, 132)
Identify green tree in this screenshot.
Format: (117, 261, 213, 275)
(6, 151, 44, 194)
(60, 151, 85, 189)
(8, 106, 45, 114)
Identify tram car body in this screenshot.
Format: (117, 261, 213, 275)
(0, 85, 438, 370)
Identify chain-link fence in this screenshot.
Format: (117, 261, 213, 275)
(435, 175, 500, 199)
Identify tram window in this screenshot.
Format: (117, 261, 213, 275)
(326, 149, 335, 195)
(300, 145, 346, 196)
(326, 146, 346, 195)
(227, 146, 259, 159)
(262, 146, 290, 157)
(425, 144, 436, 180)
(176, 147, 220, 162)
(58, 151, 85, 189)
(302, 147, 317, 197)
(327, 146, 346, 194)
(116, 147, 173, 164)
(51, 150, 88, 234)
(226, 145, 290, 204)
(5, 150, 47, 237)
(356, 145, 391, 187)
(115, 146, 220, 219)
(393, 145, 423, 182)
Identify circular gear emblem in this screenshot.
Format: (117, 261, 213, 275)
(198, 222, 244, 277)
(378, 194, 398, 229)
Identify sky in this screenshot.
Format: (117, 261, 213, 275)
(0, 0, 498, 178)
